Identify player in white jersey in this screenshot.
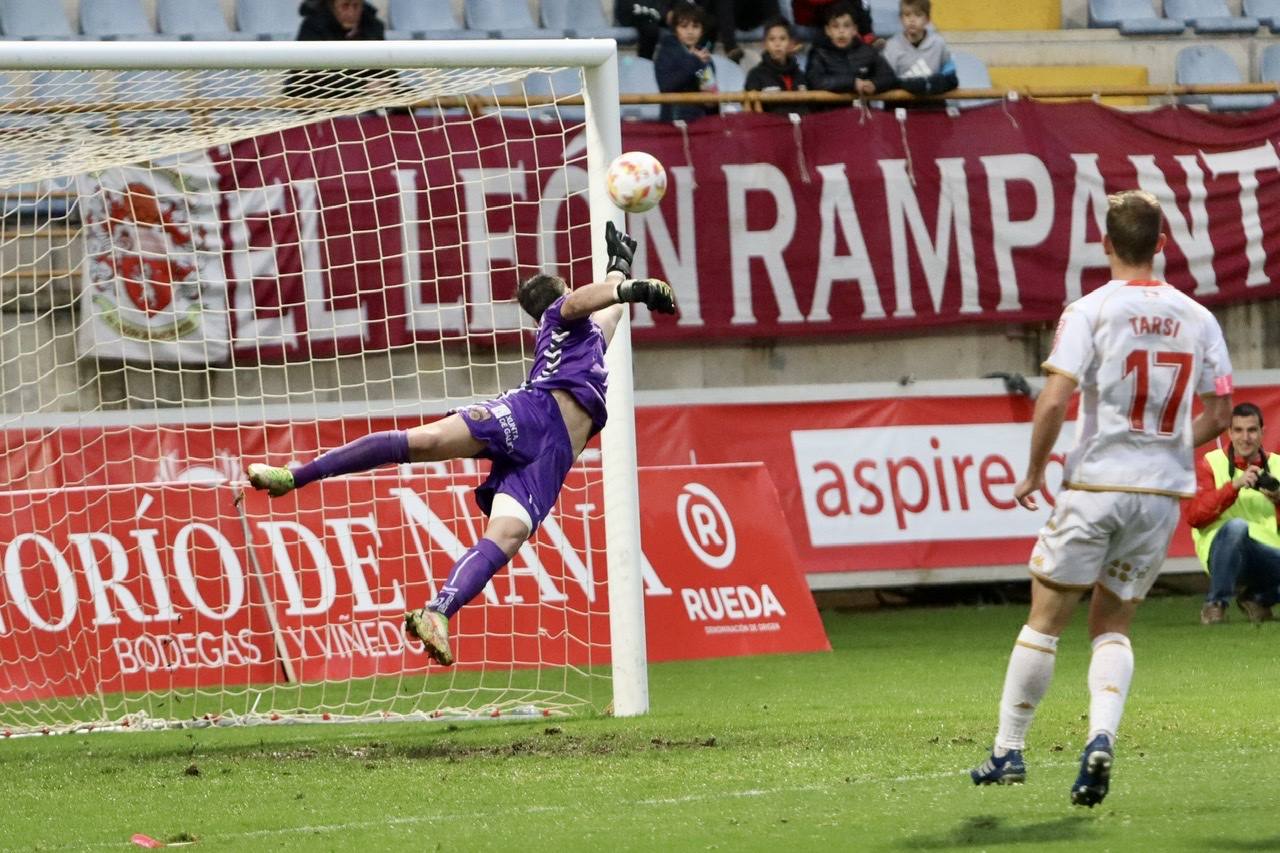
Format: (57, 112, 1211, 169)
(969, 190, 1234, 806)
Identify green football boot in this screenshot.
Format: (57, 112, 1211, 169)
(246, 463, 296, 497)
(405, 608, 454, 667)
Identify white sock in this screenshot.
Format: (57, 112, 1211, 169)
(1087, 632, 1133, 744)
(994, 625, 1059, 752)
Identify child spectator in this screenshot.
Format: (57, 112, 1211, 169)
(655, 2, 720, 122)
(792, 0, 873, 42)
(804, 1, 894, 108)
(745, 17, 808, 114)
(882, 0, 958, 97)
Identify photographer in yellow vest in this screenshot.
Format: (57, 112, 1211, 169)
(1188, 402, 1280, 624)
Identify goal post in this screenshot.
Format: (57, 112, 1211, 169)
(0, 39, 649, 733)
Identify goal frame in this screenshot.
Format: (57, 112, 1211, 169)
(0, 39, 649, 719)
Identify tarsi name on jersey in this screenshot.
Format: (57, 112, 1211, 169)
(1128, 315, 1182, 338)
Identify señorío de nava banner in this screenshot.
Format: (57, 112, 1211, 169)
(0, 462, 828, 704)
(219, 100, 1280, 360)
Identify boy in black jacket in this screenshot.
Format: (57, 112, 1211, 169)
(745, 18, 807, 115)
(804, 1, 895, 109)
(655, 2, 720, 122)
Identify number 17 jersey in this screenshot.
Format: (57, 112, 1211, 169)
(1043, 279, 1232, 498)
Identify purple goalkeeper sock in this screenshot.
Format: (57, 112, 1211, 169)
(290, 430, 411, 489)
(427, 538, 511, 618)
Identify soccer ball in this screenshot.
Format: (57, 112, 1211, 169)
(605, 151, 667, 213)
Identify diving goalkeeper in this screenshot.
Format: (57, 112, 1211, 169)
(246, 223, 675, 666)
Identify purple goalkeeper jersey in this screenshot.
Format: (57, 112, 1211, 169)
(523, 294, 609, 434)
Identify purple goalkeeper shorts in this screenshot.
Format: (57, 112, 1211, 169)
(457, 388, 574, 532)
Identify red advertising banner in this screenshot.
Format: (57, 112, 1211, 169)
(633, 383, 1280, 576)
(0, 463, 826, 704)
(220, 102, 1280, 359)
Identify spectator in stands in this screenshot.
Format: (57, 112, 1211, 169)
(745, 17, 807, 113)
(655, 2, 720, 122)
(297, 0, 385, 41)
(792, 0, 873, 42)
(1188, 402, 1280, 625)
(882, 0, 957, 99)
(714, 1, 784, 63)
(285, 0, 388, 98)
(804, 1, 894, 108)
(616, 1, 669, 60)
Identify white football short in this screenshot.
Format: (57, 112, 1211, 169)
(1028, 488, 1181, 602)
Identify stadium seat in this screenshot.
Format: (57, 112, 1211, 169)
(1164, 0, 1259, 33)
(464, 0, 562, 38)
(81, 0, 158, 39)
(950, 51, 997, 109)
(388, 0, 486, 39)
(1259, 42, 1280, 83)
(1176, 45, 1272, 111)
(0, 0, 74, 38)
(1244, 0, 1280, 31)
(1088, 0, 1186, 34)
(510, 69, 586, 122)
(236, 0, 300, 40)
(869, 0, 902, 36)
(158, 0, 238, 40)
(618, 55, 660, 120)
(114, 70, 194, 127)
(711, 54, 746, 112)
(541, 0, 636, 43)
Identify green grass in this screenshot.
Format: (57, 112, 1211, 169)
(3, 595, 1279, 852)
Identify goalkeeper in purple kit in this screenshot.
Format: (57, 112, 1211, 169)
(247, 223, 675, 666)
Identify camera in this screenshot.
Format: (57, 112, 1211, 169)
(1256, 469, 1280, 491)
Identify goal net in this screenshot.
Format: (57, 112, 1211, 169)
(0, 41, 647, 735)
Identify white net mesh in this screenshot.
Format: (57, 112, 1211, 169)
(0, 60, 618, 734)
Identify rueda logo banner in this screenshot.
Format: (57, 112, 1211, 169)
(0, 463, 824, 704)
(640, 465, 830, 661)
(221, 101, 1280, 359)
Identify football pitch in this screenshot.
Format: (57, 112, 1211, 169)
(3, 594, 1278, 852)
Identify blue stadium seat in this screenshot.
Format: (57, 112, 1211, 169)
(236, 0, 300, 40)
(618, 55, 660, 120)
(950, 51, 997, 110)
(0, 0, 73, 38)
(1244, 0, 1280, 31)
(32, 70, 109, 133)
(464, 0, 562, 38)
(1176, 45, 1272, 111)
(1261, 42, 1280, 82)
(81, 0, 158, 39)
(1088, 0, 1186, 34)
(869, 0, 901, 36)
(158, 0, 237, 39)
(541, 0, 636, 42)
(388, 0, 486, 39)
(114, 70, 194, 127)
(512, 69, 586, 122)
(1164, 0, 1259, 33)
(710, 54, 746, 112)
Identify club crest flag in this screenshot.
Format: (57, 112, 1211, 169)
(77, 151, 229, 363)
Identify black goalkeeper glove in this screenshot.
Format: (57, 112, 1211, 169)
(616, 278, 676, 314)
(605, 221, 637, 278)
